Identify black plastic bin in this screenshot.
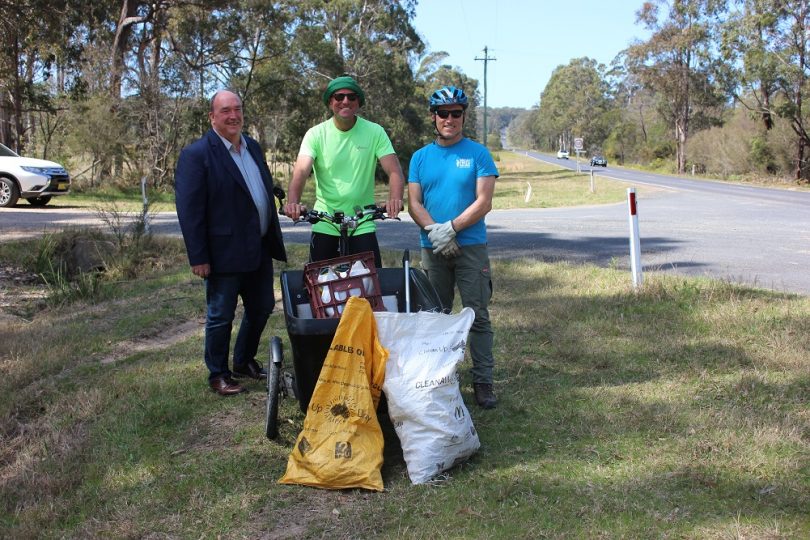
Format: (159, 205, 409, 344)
(280, 266, 442, 412)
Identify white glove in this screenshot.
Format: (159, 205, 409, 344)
(436, 239, 461, 258)
(425, 221, 456, 252)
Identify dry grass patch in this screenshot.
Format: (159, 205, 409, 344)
(491, 151, 659, 210)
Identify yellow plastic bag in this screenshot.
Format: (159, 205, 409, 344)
(279, 297, 389, 491)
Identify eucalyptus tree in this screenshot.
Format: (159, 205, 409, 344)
(721, 0, 778, 131)
(604, 59, 673, 163)
(531, 57, 611, 154)
(109, 0, 277, 186)
(166, 2, 242, 99)
(60, 0, 233, 186)
(722, 0, 810, 181)
(289, 0, 426, 164)
(625, 0, 727, 173)
(414, 51, 450, 83)
(505, 109, 538, 150)
(0, 0, 97, 153)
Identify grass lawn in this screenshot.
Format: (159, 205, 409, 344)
(0, 237, 807, 538)
(492, 151, 640, 209)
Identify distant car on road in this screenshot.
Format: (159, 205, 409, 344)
(0, 143, 70, 207)
(590, 155, 608, 167)
(556, 149, 569, 159)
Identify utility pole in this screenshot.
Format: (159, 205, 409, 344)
(475, 46, 496, 147)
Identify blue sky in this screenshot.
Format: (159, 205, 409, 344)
(412, 0, 652, 109)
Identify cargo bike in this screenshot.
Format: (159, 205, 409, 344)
(265, 203, 442, 439)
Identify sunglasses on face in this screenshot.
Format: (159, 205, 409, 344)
(332, 93, 358, 102)
(435, 109, 464, 119)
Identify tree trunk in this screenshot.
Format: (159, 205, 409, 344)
(11, 34, 25, 153)
(0, 98, 11, 148)
(111, 0, 141, 99)
(760, 87, 773, 131)
(792, 0, 808, 182)
(795, 127, 806, 181)
(675, 116, 688, 174)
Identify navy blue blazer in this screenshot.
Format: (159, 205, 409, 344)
(175, 129, 287, 273)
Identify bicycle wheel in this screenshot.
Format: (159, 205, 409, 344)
(265, 336, 283, 439)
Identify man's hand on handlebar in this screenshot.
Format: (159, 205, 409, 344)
(384, 198, 403, 218)
(282, 202, 306, 221)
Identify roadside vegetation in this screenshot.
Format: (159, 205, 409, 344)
(45, 151, 639, 214)
(1, 236, 808, 538)
(1, 155, 808, 537)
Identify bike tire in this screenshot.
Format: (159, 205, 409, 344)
(265, 336, 283, 440)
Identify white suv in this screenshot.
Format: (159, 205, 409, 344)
(0, 142, 71, 207)
(556, 149, 569, 159)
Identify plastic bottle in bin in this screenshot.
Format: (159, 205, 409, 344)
(349, 260, 374, 295)
(317, 267, 338, 317)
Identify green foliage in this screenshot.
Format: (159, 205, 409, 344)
(282, 0, 427, 167)
(63, 94, 128, 189)
(749, 135, 776, 173)
(720, 0, 810, 180)
(29, 230, 110, 306)
(486, 132, 503, 150)
(684, 105, 801, 178)
(625, 0, 727, 173)
(505, 109, 538, 149)
(40, 261, 108, 307)
(531, 57, 612, 153)
(4, 0, 810, 186)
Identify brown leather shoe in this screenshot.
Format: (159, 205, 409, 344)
(209, 375, 246, 396)
(232, 359, 267, 380)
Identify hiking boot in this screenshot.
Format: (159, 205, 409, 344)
(473, 383, 497, 409)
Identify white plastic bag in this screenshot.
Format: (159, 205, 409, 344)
(374, 308, 480, 484)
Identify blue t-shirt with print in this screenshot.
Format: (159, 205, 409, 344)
(408, 137, 499, 248)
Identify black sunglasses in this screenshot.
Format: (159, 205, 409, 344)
(435, 109, 464, 119)
(332, 93, 358, 102)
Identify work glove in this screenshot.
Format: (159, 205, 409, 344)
(436, 239, 461, 258)
(425, 221, 456, 252)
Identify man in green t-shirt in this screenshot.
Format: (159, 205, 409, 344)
(284, 76, 404, 267)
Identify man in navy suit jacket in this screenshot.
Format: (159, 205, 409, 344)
(175, 90, 287, 396)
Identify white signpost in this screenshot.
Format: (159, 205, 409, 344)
(574, 137, 584, 172)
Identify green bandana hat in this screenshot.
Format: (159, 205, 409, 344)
(323, 76, 365, 107)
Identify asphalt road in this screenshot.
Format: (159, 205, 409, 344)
(2, 157, 809, 295)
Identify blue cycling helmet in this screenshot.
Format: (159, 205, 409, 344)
(429, 86, 469, 111)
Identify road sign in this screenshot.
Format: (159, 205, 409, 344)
(574, 137, 584, 151)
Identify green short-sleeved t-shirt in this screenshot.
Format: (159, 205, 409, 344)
(299, 116, 395, 235)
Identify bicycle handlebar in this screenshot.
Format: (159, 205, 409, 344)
(278, 203, 400, 230)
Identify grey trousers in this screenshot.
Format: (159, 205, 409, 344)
(421, 244, 494, 384)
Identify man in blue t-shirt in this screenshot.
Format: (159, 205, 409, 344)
(407, 86, 499, 409)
